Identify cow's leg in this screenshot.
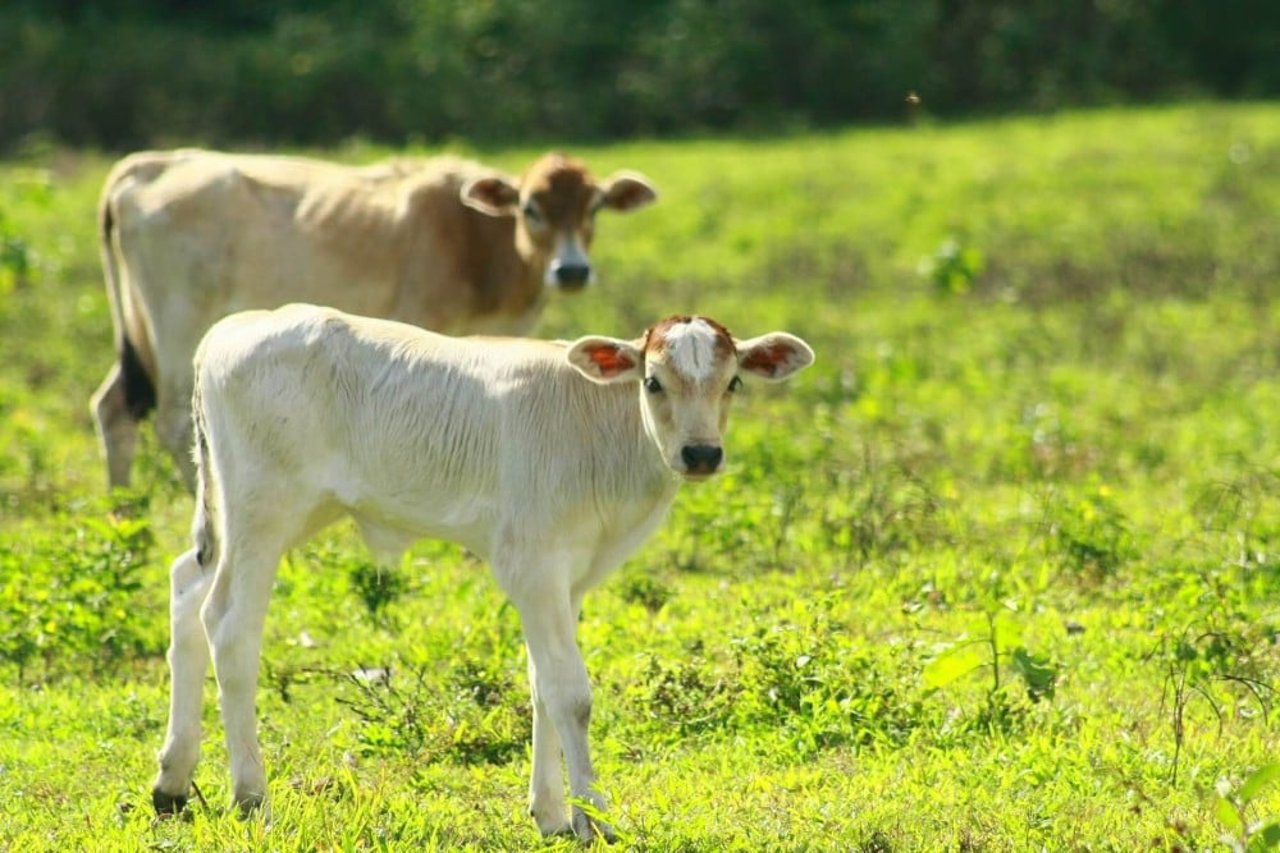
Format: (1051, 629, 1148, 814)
(90, 363, 139, 490)
(511, 581, 615, 842)
(154, 387, 197, 492)
(153, 547, 213, 814)
(200, 526, 285, 814)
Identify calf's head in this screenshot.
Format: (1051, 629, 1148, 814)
(461, 152, 657, 291)
(568, 316, 814, 480)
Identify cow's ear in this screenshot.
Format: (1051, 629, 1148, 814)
(461, 175, 521, 216)
(567, 336, 645, 384)
(596, 171, 658, 214)
(735, 333, 815, 382)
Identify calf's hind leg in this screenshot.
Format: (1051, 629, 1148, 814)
(153, 548, 213, 813)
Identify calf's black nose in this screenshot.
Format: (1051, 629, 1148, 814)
(553, 262, 591, 287)
(681, 444, 723, 474)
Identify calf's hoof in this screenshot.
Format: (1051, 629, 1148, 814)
(572, 809, 618, 844)
(534, 815, 574, 838)
(152, 787, 188, 817)
(531, 798, 572, 838)
(233, 792, 266, 819)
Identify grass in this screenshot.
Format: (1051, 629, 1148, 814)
(1, 102, 1279, 850)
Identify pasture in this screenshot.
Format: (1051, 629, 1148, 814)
(1, 103, 1278, 849)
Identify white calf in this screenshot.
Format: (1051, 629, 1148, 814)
(152, 304, 813, 841)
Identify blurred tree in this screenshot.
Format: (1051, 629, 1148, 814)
(0, 0, 1276, 151)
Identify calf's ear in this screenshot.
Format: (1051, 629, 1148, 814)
(461, 175, 521, 216)
(596, 171, 658, 214)
(735, 333, 815, 381)
(567, 337, 645, 383)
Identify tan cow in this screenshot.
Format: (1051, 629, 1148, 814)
(152, 304, 814, 841)
(90, 149, 657, 491)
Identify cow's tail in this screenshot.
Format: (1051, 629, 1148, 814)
(191, 377, 218, 570)
(99, 168, 157, 419)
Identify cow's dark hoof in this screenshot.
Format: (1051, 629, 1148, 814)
(152, 788, 188, 817)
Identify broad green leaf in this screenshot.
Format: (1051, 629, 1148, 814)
(1216, 795, 1245, 835)
(923, 645, 986, 689)
(1239, 763, 1280, 803)
(1010, 647, 1058, 702)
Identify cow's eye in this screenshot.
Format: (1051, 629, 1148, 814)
(522, 202, 542, 223)
(728, 375, 743, 393)
(644, 376, 663, 394)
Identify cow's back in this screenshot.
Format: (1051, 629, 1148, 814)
(112, 152, 420, 350)
(109, 152, 528, 388)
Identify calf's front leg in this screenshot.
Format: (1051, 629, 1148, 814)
(527, 654, 570, 835)
(515, 589, 616, 843)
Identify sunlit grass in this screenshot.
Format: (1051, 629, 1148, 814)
(1, 103, 1278, 849)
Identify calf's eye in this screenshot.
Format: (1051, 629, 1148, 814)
(644, 376, 663, 394)
(522, 202, 542, 222)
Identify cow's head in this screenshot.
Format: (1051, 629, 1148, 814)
(567, 316, 814, 480)
(461, 152, 657, 292)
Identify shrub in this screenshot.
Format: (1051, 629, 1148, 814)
(0, 507, 164, 681)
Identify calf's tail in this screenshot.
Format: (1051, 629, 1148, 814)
(191, 379, 218, 569)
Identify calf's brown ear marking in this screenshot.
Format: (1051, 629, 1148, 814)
(740, 343, 793, 376)
(736, 333, 815, 381)
(566, 336, 645, 384)
(587, 344, 637, 376)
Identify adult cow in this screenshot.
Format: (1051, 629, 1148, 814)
(151, 304, 814, 841)
(90, 149, 657, 491)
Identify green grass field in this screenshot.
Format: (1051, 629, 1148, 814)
(1, 103, 1278, 850)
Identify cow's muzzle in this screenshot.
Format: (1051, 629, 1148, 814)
(551, 260, 592, 290)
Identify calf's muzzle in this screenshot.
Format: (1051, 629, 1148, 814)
(680, 444, 723, 475)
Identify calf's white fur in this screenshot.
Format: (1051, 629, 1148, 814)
(152, 303, 813, 840)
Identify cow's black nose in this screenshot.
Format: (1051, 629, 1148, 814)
(553, 262, 591, 287)
(681, 445, 723, 474)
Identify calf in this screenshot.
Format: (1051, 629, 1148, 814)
(152, 304, 813, 841)
(91, 149, 657, 490)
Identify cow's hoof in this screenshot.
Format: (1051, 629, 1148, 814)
(152, 787, 188, 817)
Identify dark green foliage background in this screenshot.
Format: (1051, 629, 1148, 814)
(2, 0, 1279, 151)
